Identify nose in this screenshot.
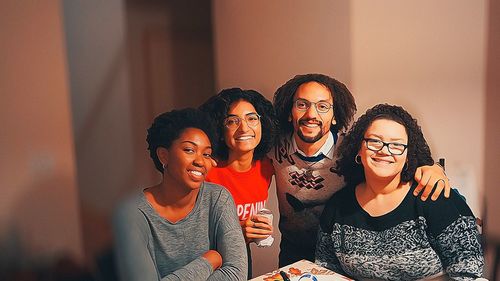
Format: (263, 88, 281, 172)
(378, 144, 392, 155)
(237, 118, 250, 132)
(303, 104, 320, 119)
(193, 153, 204, 167)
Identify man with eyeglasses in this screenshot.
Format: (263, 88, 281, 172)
(269, 73, 450, 267)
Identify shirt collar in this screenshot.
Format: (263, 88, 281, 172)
(291, 131, 335, 159)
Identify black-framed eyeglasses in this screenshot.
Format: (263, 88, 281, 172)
(363, 138, 408, 155)
(223, 113, 261, 130)
(294, 98, 333, 114)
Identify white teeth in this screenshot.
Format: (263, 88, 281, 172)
(236, 136, 254, 140)
(189, 170, 202, 176)
(304, 124, 319, 128)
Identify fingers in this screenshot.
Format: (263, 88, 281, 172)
(251, 215, 272, 227)
(430, 178, 445, 201)
(245, 218, 273, 232)
(444, 177, 451, 198)
(414, 171, 431, 200)
(242, 217, 273, 240)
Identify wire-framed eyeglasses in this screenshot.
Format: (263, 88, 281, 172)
(363, 138, 408, 155)
(223, 113, 261, 130)
(294, 98, 333, 114)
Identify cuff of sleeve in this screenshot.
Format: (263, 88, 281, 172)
(199, 256, 215, 275)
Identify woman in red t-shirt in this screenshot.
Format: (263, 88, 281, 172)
(200, 88, 277, 277)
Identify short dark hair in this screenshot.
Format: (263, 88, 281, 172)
(335, 103, 434, 186)
(146, 108, 217, 173)
(199, 88, 277, 161)
(273, 73, 356, 136)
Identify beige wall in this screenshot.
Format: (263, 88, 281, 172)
(62, 0, 136, 261)
(0, 0, 83, 267)
(485, 0, 500, 241)
(351, 0, 486, 215)
(213, 0, 487, 277)
(213, 0, 352, 97)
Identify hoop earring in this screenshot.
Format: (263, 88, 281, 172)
(355, 155, 362, 164)
(403, 162, 408, 171)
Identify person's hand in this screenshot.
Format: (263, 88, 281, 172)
(413, 163, 450, 201)
(241, 215, 273, 244)
(202, 250, 222, 270)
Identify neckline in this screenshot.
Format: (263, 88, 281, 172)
(220, 160, 258, 175)
(352, 182, 415, 220)
(141, 183, 204, 224)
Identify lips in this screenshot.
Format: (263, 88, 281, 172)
(187, 169, 205, 181)
(234, 135, 255, 141)
(299, 119, 322, 128)
(371, 157, 394, 164)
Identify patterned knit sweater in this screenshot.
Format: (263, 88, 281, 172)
(316, 183, 484, 281)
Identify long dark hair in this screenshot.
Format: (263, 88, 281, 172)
(199, 88, 277, 161)
(335, 104, 434, 186)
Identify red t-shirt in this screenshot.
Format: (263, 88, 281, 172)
(206, 157, 274, 221)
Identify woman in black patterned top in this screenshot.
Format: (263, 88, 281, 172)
(315, 104, 483, 280)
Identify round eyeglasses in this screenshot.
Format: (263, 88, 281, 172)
(363, 138, 408, 155)
(294, 99, 333, 114)
(223, 113, 261, 130)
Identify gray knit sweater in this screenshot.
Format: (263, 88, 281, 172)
(113, 182, 247, 281)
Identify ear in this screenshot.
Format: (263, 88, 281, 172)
(331, 117, 337, 125)
(288, 114, 292, 122)
(156, 147, 169, 167)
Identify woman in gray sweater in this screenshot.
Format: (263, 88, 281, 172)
(113, 108, 247, 281)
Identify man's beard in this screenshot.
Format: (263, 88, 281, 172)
(296, 118, 327, 143)
(297, 129, 324, 143)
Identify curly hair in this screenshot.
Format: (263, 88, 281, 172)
(273, 73, 356, 136)
(199, 88, 277, 161)
(335, 104, 434, 186)
(146, 108, 217, 173)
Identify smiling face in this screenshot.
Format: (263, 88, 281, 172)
(223, 100, 262, 157)
(291, 81, 335, 145)
(159, 128, 214, 191)
(359, 118, 408, 180)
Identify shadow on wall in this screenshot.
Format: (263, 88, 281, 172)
(0, 175, 105, 281)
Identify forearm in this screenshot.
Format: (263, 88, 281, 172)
(161, 257, 213, 281)
(315, 230, 344, 274)
(434, 216, 484, 280)
(207, 227, 247, 281)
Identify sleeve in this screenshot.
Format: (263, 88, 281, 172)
(261, 156, 276, 178)
(162, 259, 213, 281)
(314, 194, 346, 275)
(424, 190, 484, 280)
(207, 189, 248, 281)
(112, 201, 163, 281)
(113, 200, 214, 281)
(315, 227, 345, 274)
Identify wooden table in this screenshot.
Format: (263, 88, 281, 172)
(249, 259, 353, 281)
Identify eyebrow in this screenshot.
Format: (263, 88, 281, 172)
(365, 134, 406, 142)
(226, 112, 258, 117)
(296, 98, 332, 103)
(181, 140, 212, 149)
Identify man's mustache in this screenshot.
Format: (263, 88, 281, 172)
(298, 118, 322, 126)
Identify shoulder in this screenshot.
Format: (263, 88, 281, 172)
(202, 181, 235, 205)
(320, 184, 354, 232)
(113, 192, 148, 230)
(258, 156, 275, 177)
(415, 185, 475, 234)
